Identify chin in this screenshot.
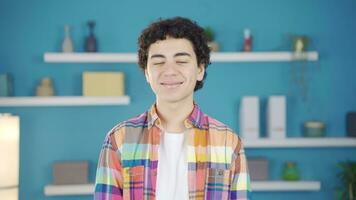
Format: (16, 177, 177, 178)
(157, 92, 193, 103)
(159, 96, 183, 103)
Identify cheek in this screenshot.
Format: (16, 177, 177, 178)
(147, 72, 161, 86)
(146, 68, 156, 80)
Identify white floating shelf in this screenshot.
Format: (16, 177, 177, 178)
(243, 138, 356, 148)
(0, 96, 130, 107)
(44, 53, 137, 63)
(44, 184, 94, 196)
(211, 52, 318, 62)
(251, 181, 321, 191)
(44, 51, 318, 63)
(44, 181, 321, 196)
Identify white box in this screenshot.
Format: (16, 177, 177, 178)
(267, 96, 286, 139)
(240, 96, 260, 139)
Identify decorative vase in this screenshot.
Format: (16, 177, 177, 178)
(85, 21, 97, 52)
(0, 74, 13, 96)
(62, 24, 74, 53)
(36, 77, 55, 96)
(346, 112, 356, 137)
(282, 161, 300, 181)
(242, 28, 252, 52)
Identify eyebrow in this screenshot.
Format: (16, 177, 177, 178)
(150, 54, 165, 59)
(174, 52, 191, 57)
(150, 52, 192, 59)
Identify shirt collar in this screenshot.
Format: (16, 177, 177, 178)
(147, 101, 207, 130)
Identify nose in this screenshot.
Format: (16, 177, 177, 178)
(162, 61, 178, 77)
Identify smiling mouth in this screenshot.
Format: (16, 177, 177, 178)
(160, 82, 184, 88)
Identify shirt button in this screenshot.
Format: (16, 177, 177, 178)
(218, 170, 224, 176)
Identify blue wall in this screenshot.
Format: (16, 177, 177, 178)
(1, 0, 356, 199)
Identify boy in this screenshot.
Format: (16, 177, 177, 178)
(94, 17, 251, 200)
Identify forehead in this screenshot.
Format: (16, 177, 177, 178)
(148, 38, 195, 57)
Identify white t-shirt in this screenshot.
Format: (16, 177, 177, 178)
(156, 131, 189, 200)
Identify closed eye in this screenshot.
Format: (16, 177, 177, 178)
(153, 62, 165, 65)
(177, 61, 188, 64)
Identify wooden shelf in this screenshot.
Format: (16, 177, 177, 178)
(43, 181, 320, 196)
(44, 51, 318, 63)
(251, 181, 321, 191)
(0, 96, 130, 107)
(243, 138, 356, 148)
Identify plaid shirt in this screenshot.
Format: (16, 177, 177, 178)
(95, 102, 252, 200)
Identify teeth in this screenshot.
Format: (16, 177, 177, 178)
(161, 82, 182, 88)
(162, 82, 182, 85)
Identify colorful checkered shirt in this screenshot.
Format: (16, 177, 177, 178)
(94, 102, 252, 200)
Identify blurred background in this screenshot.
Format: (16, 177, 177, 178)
(0, 0, 355, 199)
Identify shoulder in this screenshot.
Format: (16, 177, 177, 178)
(202, 113, 243, 147)
(201, 112, 234, 134)
(111, 111, 148, 133)
(103, 111, 149, 148)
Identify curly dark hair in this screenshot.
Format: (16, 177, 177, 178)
(137, 17, 211, 92)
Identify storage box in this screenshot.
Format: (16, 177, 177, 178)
(247, 158, 269, 180)
(239, 96, 260, 139)
(83, 72, 124, 96)
(53, 161, 89, 185)
(267, 96, 286, 139)
(0, 74, 13, 96)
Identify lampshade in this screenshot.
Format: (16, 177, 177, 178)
(0, 113, 20, 200)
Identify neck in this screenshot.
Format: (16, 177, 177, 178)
(156, 97, 194, 133)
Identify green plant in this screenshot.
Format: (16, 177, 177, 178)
(204, 26, 215, 42)
(288, 35, 310, 103)
(336, 161, 356, 200)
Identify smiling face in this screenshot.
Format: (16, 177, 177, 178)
(145, 37, 205, 104)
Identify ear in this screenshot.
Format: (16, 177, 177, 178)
(197, 64, 205, 81)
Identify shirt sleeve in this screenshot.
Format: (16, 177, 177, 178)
(229, 136, 252, 200)
(94, 131, 123, 200)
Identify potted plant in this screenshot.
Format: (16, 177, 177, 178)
(292, 35, 309, 54)
(335, 160, 356, 200)
(288, 34, 311, 103)
(204, 26, 219, 52)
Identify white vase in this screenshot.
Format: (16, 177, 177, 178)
(62, 25, 74, 53)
